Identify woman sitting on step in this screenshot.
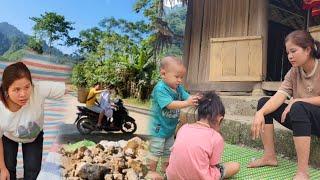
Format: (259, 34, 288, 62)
(249, 30, 320, 180)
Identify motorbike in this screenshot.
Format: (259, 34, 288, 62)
(75, 99, 137, 135)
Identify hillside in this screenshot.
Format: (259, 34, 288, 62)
(0, 22, 66, 59)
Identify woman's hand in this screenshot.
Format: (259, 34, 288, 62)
(251, 111, 265, 140)
(281, 98, 298, 123)
(0, 166, 10, 180)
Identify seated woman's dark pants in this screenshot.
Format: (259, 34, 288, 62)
(258, 97, 320, 137)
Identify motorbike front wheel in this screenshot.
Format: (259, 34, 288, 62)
(76, 117, 94, 135)
(120, 116, 137, 134)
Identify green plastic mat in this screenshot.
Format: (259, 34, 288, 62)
(63, 139, 96, 152)
(223, 144, 320, 180)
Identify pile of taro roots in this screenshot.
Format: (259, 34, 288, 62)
(60, 137, 150, 180)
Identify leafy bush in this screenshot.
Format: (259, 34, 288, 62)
(27, 37, 43, 54)
(71, 62, 87, 87)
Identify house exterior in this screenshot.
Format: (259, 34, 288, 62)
(183, 0, 320, 94)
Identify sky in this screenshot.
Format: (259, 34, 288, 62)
(0, 0, 146, 54)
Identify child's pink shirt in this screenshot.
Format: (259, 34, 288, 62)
(166, 123, 224, 180)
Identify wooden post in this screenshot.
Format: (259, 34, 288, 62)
(183, 0, 193, 87)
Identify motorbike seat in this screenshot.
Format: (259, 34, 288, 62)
(77, 106, 98, 114)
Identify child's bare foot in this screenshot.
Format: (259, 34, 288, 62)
(247, 157, 278, 168)
(145, 171, 164, 180)
(293, 172, 310, 180)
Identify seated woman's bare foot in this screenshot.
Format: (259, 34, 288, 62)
(293, 172, 310, 180)
(247, 156, 278, 168)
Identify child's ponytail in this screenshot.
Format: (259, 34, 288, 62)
(197, 91, 225, 126)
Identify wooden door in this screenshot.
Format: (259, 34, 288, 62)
(209, 36, 263, 81)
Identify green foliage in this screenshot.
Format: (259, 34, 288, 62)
(70, 1, 187, 100)
(134, 0, 163, 21)
(2, 49, 27, 61)
(164, 6, 186, 35)
(78, 27, 103, 54)
(71, 36, 158, 99)
(30, 12, 76, 53)
(27, 36, 43, 54)
(71, 62, 88, 87)
(163, 6, 186, 55)
(99, 17, 151, 42)
(133, 0, 186, 54)
(64, 140, 95, 153)
(0, 56, 8, 61)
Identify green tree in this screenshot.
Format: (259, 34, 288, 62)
(163, 6, 187, 56)
(133, 0, 186, 53)
(95, 17, 151, 59)
(78, 27, 103, 54)
(27, 36, 43, 54)
(30, 12, 75, 54)
(99, 17, 150, 42)
(71, 62, 87, 87)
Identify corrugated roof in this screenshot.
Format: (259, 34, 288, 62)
(269, 0, 320, 29)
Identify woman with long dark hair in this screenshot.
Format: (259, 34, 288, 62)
(250, 30, 320, 180)
(0, 62, 66, 180)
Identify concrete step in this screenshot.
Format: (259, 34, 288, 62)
(262, 81, 281, 91)
(220, 96, 261, 116)
(125, 95, 262, 117)
(180, 107, 320, 168)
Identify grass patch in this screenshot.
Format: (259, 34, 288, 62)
(123, 97, 151, 109)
